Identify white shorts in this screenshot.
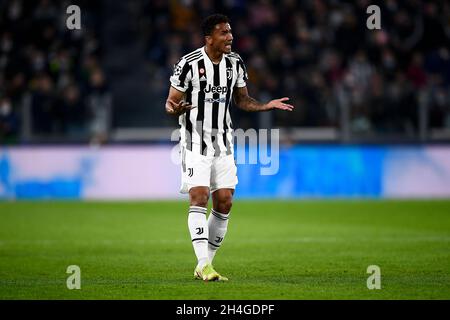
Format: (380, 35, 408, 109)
(180, 147, 238, 194)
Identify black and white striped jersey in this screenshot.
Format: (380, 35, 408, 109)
(170, 46, 248, 157)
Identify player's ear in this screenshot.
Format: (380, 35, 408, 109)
(205, 36, 212, 45)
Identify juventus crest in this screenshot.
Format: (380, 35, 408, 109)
(226, 67, 233, 80)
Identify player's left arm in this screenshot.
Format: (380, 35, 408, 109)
(233, 86, 294, 112)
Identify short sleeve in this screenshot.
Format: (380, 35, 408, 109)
(235, 55, 248, 88)
(170, 58, 192, 92)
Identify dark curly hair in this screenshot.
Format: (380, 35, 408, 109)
(201, 14, 230, 37)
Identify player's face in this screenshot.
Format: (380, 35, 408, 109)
(209, 23, 233, 54)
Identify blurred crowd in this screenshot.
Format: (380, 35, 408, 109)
(1, 0, 450, 144)
(0, 0, 111, 144)
(140, 0, 450, 136)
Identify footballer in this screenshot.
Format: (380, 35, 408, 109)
(165, 14, 294, 281)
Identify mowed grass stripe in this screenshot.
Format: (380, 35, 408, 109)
(0, 200, 449, 299)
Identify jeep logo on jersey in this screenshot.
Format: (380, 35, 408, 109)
(204, 84, 228, 94)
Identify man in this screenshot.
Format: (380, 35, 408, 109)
(166, 14, 293, 281)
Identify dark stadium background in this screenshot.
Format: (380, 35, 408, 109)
(0, 0, 449, 300)
(1, 0, 449, 145)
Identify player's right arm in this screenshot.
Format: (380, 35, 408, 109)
(165, 86, 194, 116)
(166, 56, 196, 117)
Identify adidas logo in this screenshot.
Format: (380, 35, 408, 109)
(200, 75, 207, 81)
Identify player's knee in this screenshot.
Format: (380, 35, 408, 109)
(216, 194, 233, 214)
(189, 191, 209, 208)
(218, 201, 232, 214)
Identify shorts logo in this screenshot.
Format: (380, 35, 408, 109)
(204, 84, 228, 94)
(188, 168, 193, 177)
(215, 236, 223, 243)
(195, 227, 204, 235)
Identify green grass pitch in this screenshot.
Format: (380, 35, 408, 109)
(0, 200, 449, 299)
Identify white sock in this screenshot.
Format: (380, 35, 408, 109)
(207, 209, 229, 263)
(188, 206, 209, 268)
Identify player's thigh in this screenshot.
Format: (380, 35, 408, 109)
(180, 148, 212, 194)
(210, 154, 238, 193)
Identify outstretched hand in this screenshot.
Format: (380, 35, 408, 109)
(265, 97, 294, 111)
(166, 99, 196, 116)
